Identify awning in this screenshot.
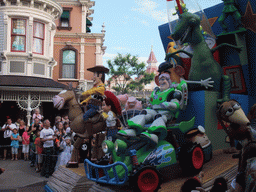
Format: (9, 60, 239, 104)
(86, 18, 92, 26)
(61, 11, 70, 19)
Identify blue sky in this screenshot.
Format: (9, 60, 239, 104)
(91, 0, 223, 72)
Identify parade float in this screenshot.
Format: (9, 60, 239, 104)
(45, 0, 256, 191)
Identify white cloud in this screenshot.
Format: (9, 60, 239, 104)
(113, 47, 130, 51)
(103, 53, 117, 59)
(132, 0, 168, 23)
(138, 56, 148, 63)
(133, 17, 150, 26)
(103, 53, 149, 65)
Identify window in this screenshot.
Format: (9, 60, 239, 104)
(11, 19, 26, 52)
(33, 22, 44, 54)
(10, 61, 25, 73)
(62, 50, 76, 78)
(58, 8, 72, 30)
(60, 11, 70, 27)
(33, 63, 45, 75)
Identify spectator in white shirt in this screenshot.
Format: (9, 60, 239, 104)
(2, 118, 17, 160)
(40, 119, 55, 178)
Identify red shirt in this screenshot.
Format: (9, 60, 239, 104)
(22, 131, 30, 145)
(34, 137, 43, 154)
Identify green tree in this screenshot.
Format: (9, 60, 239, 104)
(107, 53, 154, 94)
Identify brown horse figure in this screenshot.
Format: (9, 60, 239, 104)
(52, 84, 106, 167)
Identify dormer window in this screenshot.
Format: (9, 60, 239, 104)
(58, 8, 72, 30)
(61, 10, 69, 27)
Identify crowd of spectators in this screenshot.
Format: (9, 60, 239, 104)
(0, 109, 77, 178)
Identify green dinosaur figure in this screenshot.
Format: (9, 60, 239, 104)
(165, 12, 242, 103)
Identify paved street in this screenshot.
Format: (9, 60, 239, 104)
(0, 159, 48, 192)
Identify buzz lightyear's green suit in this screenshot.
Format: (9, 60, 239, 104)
(118, 74, 187, 145)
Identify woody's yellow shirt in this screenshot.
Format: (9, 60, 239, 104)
(80, 83, 105, 104)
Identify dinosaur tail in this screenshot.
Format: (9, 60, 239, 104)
(217, 75, 231, 104)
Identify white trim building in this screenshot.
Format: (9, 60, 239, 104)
(0, 0, 65, 125)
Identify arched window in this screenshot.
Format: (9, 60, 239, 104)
(62, 50, 76, 78)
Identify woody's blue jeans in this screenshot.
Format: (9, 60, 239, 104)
(83, 104, 99, 121)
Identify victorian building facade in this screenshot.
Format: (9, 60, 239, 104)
(0, 0, 64, 125)
(53, 0, 106, 92)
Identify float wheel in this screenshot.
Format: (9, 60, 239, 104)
(179, 143, 204, 176)
(192, 146, 204, 170)
(133, 166, 161, 192)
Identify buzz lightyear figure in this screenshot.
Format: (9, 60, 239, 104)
(118, 73, 187, 145)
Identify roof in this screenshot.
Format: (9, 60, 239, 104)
(0, 75, 68, 90)
(146, 66, 158, 74)
(147, 48, 158, 64)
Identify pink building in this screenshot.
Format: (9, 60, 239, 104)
(53, 0, 106, 91)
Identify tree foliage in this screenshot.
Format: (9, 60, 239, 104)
(107, 53, 155, 94)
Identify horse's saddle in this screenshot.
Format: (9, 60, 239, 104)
(85, 113, 106, 134)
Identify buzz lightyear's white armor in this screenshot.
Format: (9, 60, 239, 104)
(118, 74, 188, 145)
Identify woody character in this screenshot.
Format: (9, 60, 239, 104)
(80, 66, 109, 122)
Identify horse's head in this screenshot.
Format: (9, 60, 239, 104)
(53, 84, 76, 110)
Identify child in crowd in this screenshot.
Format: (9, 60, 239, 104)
(10, 128, 20, 161)
(62, 115, 69, 124)
(18, 120, 26, 159)
(52, 116, 62, 133)
(29, 130, 37, 167)
(55, 136, 73, 170)
(34, 131, 43, 172)
(22, 126, 30, 161)
(32, 108, 42, 123)
(56, 122, 65, 136)
(64, 122, 71, 134)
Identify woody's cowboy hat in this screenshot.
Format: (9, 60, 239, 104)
(87, 65, 109, 73)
